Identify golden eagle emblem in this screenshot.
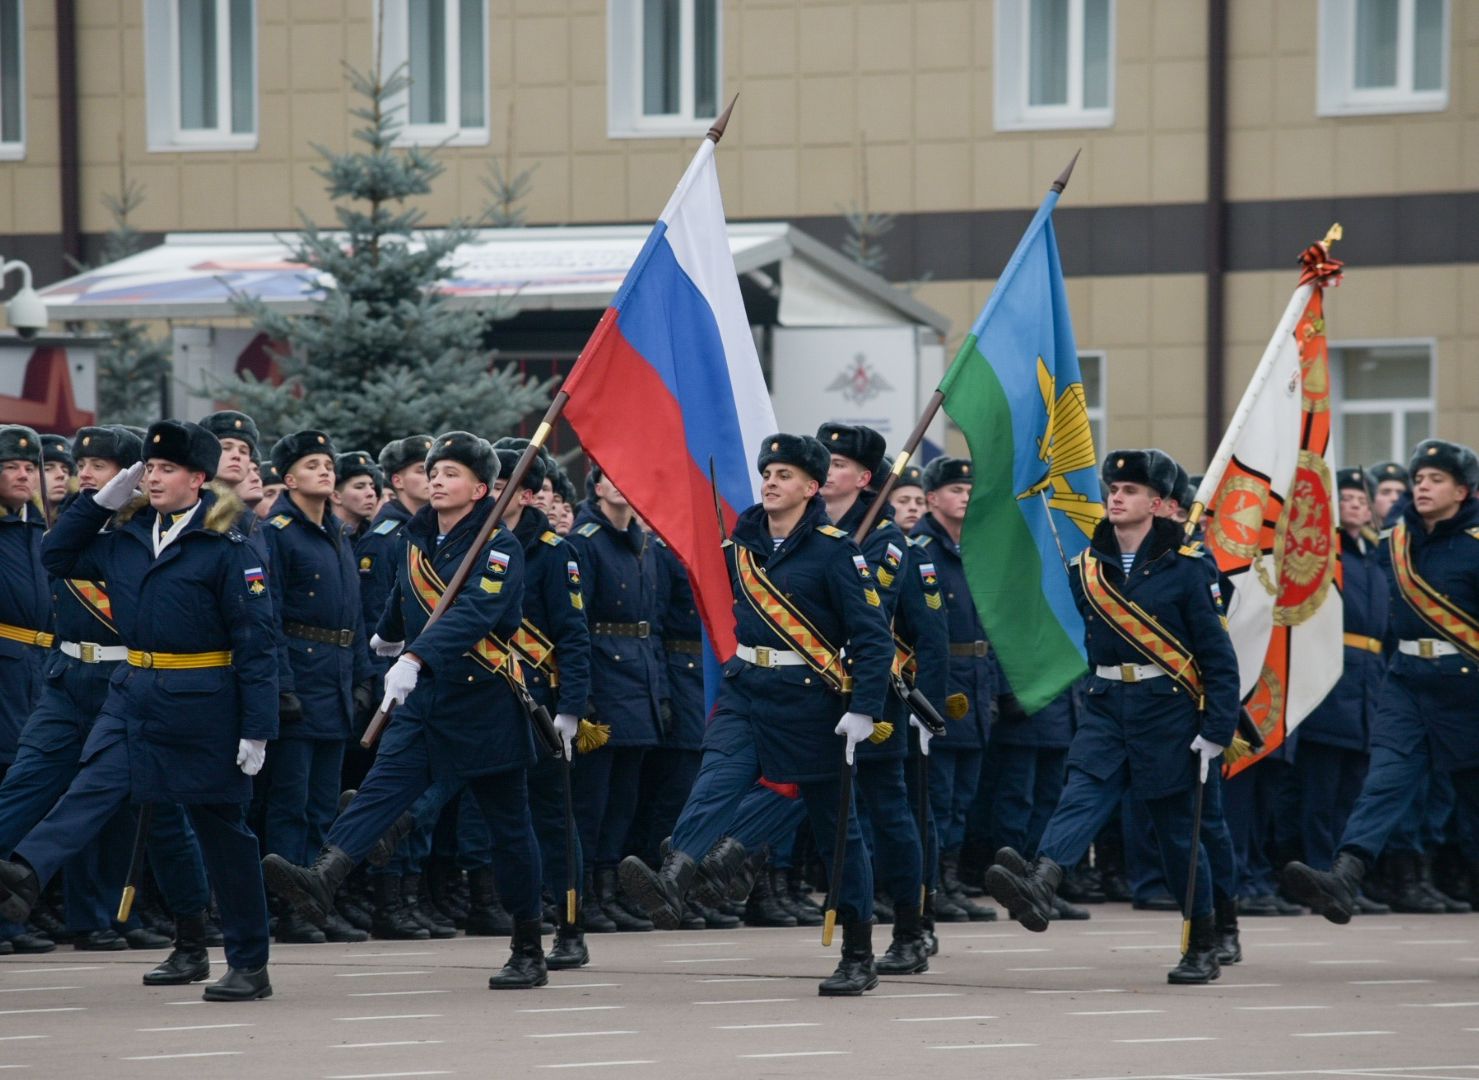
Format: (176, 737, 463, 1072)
(1016, 357, 1104, 539)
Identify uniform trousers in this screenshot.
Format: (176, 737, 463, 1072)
(927, 748, 982, 856)
(671, 733, 873, 922)
(325, 726, 542, 921)
(629, 747, 701, 867)
(856, 757, 924, 906)
(1038, 762, 1214, 920)
(1223, 759, 1291, 899)
(13, 719, 268, 969)
(977, 744, 1067, 857)
(571, 745, 648, 871)
(1291, 741, 1368, 870)
(264, 737, 346, 866)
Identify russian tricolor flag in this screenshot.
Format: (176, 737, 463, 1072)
(564, 132, 776, 663)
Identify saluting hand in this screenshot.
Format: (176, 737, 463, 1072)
(94, 461, 144, 511)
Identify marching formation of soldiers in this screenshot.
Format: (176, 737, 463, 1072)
(0, 408, 1473, 1001)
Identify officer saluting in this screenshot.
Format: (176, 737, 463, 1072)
(620, 434, 895, 995)
(1284, 440, 1479, 922)
(0, 420, 280, 1001)
(262, 433, 550, 990)
(984, 449, 1240, 985)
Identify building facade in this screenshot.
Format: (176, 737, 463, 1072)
(0, 0, 1475, 465)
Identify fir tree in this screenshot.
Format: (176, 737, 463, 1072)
(217, 61, 551, 448)
(79, 171, 172, 427)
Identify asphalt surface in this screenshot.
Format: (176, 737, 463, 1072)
(4, 904, 1479, 1079)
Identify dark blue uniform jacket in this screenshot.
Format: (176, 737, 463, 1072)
(41, 488, 279, 804)
(510, 505, 592, 720)
(0, 501, 49, 762)
(654, 538, 704, 751)
(355, 499, 413, 676)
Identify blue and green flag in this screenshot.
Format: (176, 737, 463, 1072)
(937, 183, 1103, 714)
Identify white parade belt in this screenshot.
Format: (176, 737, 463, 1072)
(736, 644, 809, 668)
(1094, 662, 1167, 683)
(60, 641, 128, 664)
(1398, 638, 1459, 658)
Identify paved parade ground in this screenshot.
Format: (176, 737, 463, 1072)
(5, 907, 1479, 1079)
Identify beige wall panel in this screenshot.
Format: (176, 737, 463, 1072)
(1462, 267, 1479, 337)
(913, 70, 972, 141)
(77, 25, 122, 96)
(257, 21, 291, 102)
(286, 0, 348, 24)
(736, 147, 799, 217)
(1116, 0, 1150, 63)
(1151, 59, 1205, 131)
(289, 162, 340, 225)
(14, 164, 61, 233)
(1272, 53, 1317, 123)
(1393, 266, 1462, 339)
(798, 4, 856, 76)
(508, 153, 570, 223)
(796, 146, 854, 215)
(857, 4, 912, 73)
(1151, 131, 1205, 201)
(1032, 136, 1092, 196)
(1150, 274, 1205, 345)
(972, 138, 1035, 210)
(910, 280, 974, 344)
(913, 1, 973, 71)
(1332, 123, 1398, 195)
(1273, 1, 1317, 56)
(1453, 338, 1479, 412)
(75, 1, 116, 28)
(1272, 125, 1337, 199)
(286, 22, 349, 93)
(1227, 55, 1274, 130)
(799, 76, 857, 146)
(735, 77, 799, 148)
(288, 90, 350, 161)
(1151, 416, 1206, 465)
(913, 140, 971, 211)
(110, 164, 179, 233)
(0, 166, 15, 234)
(1396, 121, 1463, 192)
(741, 7, 797, 77)
(1089, 277, 1151, 347)
(517, 86, 573, 154)
(568, 13, 605, 85)
(121, 25, 145, 96)
(1325, 266, 1398, 340)
(570, 154, 628, 222)
(1148, 345, 1206, 419)
(24, 95, 60, 167)
(515, 14, 571, 86)
(1114, 57, 1151, 133)
(861, 140, 915, 210)
(1089, 133, 1150, 204)
(1151, 0, 1204, 61)
(1225, 129, 1274, 201)
(180, 164, 239, 230)
(235, 162, 294, 229)
(855, 74, 914, 144)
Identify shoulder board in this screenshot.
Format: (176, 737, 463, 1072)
(913, 535, 933, 548)
(721, 538, 733, 549)
(575, 522, 601, 538)
(873, 519, 891, 532)
(654, 535, 668, 547)
(226, 529, 245, 544)
(1379, 526, 1393, 541)
(268, 514, 292, 530)
(372, 518, 401, 536)
(1177, 543, 1204, 558)
(1467, 527, 1479, 540)
(817, 524, 847, 538)
(540, 530, 562, 546)
(1069, 550, 1084, 567)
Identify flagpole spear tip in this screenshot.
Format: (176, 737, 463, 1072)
(707, 94, 739, 144)
(1051, 148, 1082, 194)
(1322, 222, 1343, 247)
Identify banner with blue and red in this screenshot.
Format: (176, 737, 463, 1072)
(563, 135, 776, 664)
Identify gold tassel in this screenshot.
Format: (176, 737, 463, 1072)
(945, 693, 969, 720)
(576, 719, 611, 754)
(867, 721, 894, 745)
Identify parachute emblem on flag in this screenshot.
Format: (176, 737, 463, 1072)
(1014, 357, 1103, 539)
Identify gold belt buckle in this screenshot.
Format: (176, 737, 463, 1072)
(753, 645, 773, 667)
(136, 651, 155, 669)
(1419, 639, 1436, 659)
(1120, 663, 1140, 683)
(79, 642, 99, 664)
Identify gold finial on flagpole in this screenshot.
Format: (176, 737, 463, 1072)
(1322, 223, 1343, 248)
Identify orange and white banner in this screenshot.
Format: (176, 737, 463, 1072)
(1197, 240, 1346, 775)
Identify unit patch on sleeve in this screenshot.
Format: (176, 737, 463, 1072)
(487, 549, 510, 576)
(244, 567, 267, 596)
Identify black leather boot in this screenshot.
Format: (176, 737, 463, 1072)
(202, 965, 272, 1001)
(941, 853, 995, 921)
(488, 918, 548, 989)
(920, 890, 940, 956)
(678, 900, 709, 931)
(782, 867, 824, 927)
(275, 910, 326, 944)
(370, 874, 430, 941)
(618, 850, 695, 931)
(323, 908, 369, 943)
(697, 900, 741, 929)
(875, 902, 928, 975)
(818, 919, 879, 996)
(984, 848, 1062, 933)
(1387, 851, 1444, 913)
(597, 866, 653, 932)
(1418, 853, 1471, 913)
(143, 911, 211, 986)
(743, 863, 797, 927)
(692, 837, 750, 909)
(366, 809, 418, 868)
(464, 867, 514, 936)
(1214, 895, 1242, 964)
(547, 907, 589, 970)
(403, 874, 457, 938)
(0, 859, 39, 924)
(872, 892, 895, 925)
(1282, 850, 1367, 925)
(1051, 894, 1091, 921)
(582, 869, 617, 934)
(427, 857, 469, 926)
(1167, 914, 1222, 984)
(262, 846, 357, 927)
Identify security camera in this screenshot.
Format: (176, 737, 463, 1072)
(5, 286, 47, 339)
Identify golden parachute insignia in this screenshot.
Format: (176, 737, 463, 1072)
(1014, 356, 1105, 539)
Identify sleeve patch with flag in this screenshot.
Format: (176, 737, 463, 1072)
(852, 554, 872, 580)
(919, 562, 938, 587)
(884, 543, 903, 569)
(244, 567, 266, 596)
(487, 549, 511, 575)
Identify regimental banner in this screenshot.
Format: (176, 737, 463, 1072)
(1221, 240, 1346, 776)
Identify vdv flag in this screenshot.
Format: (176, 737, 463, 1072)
(937, 179, 1103, 715)
(563, 132, 776, 666)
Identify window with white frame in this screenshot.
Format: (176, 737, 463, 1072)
(379, 0, 488, 146)
(1079, 351, 1107, 456)
(608, 0, 722, 139)
(143, 0, 256, 151)
(1330, 341, 1435, 466)
(1318, 0, 1448, 116)
(995, 0, 1114, 131)
(0, 0, 23, 160)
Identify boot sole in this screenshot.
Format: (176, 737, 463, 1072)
(546, 954, 590, 970)
(1167, 968, 1220, 985)
(202, 985, 273, 1002)
(142, 967, 211, 986)
(983, 866, 1050, 933)
(1280, 864, 1352, 925)
(616, 860, 681, 932)
(818, 974, 880, 997)
(489, 976, 550, 989)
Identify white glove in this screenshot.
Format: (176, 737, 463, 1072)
(1190, 735, 1225, 783)
(370, 634, 405, 658)
(95, 461, 144, 511)
(553, 713, 579, 761)
(834, 711, 876, 766)
(909, 714, 933, 757)
(236, 738, 266, 777)
(380, 655, 421, 712)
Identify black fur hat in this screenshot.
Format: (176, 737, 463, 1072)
(335, 450, 383, 495)
(1367, 461, 1410, 490)
(427, 431, 498, 487)
(378, 434, 436, 478)
(1169, 461, 1193, 508)
(0, 425, 40, 466)
(40, 433, 74, 472)
(554, 470, 577, 506)
(1409, 439, 1479, 491)
(1100, 449, 1179, 499)
(493, 448, 548, 494)
(816, 422, 887, 478)
(200, 410, 261, 454)
(757, 433, 830, 486)
(1337, 466, 1374, 499)
(271, 430, 338, 477)
(261, 461, 283, 487)
(144, 420, 221, 480)
(922, 456, 974, 493)
(72, 425, 143, 469)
